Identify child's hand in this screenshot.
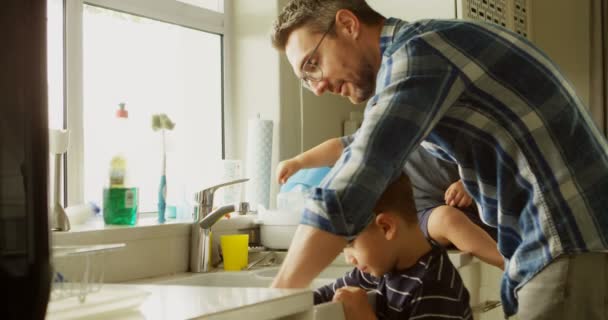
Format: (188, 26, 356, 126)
(276, 158, 302, 184)
(445, 180, 473, 208)
(333, 287, 376, 320)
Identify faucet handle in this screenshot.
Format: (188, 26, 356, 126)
(206, 178, 249, 193)
(194, 178, 249, 201)
(195, 178, 249, 204)
(236, 201, 254, 215)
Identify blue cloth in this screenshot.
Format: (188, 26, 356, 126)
(280, 167, 331, 192)
(302, 18, 608, 316)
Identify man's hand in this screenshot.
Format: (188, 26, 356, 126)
(444, 180, 473, 208)
(276, 158, 303, 184)
(333, 287, 376, 320)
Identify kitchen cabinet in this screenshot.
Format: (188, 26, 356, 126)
(460, 260, 512, 320)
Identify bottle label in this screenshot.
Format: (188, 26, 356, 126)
(103, 187, 138, 225)
(125, 189, 135, 208)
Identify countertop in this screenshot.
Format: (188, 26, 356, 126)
(46, 283, 312, 320)
(45, 245, 472, 319)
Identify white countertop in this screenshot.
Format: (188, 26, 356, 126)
(47, 283, 312, 320)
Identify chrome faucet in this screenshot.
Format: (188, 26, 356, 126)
(190, 178, 249, 272)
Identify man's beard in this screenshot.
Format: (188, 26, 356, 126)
(350, 62, 376, 104)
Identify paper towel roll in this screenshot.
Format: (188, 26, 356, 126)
(245, 118, 273, 210)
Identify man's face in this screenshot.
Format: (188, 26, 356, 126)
(285, 22, 377, 104)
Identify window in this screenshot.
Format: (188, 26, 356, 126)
(47, 0, 64, 130)
(175, 0, 224, 13)
(47, 0, 66, 209)
(82, 5, 223, 212)
(60, 0, 226, 216)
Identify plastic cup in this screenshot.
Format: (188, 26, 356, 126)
(220, 234, 249, 271)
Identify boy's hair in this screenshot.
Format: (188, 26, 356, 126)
(373, 174, 418, 225)
(271, 0, 384, 51)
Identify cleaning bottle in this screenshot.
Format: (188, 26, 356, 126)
(103, 102, 139, 225)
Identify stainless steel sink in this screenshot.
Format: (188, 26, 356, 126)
(152, 265, 352, 289)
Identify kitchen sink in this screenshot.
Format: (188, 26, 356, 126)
(147, 265, 351, 320)
(140, 251, 472, 320)
(152, 265, 352, 289)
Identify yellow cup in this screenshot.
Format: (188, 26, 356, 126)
(220, 234, 249, 271)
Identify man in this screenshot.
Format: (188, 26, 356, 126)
(270, 0, 608, 319)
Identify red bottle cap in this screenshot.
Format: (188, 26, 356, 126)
(116, 102, 128, 118)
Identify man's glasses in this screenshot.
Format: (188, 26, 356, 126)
(301, 20, 335, 90)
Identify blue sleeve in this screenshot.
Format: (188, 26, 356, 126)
(313, 268, 379, 304)
(301, 36, 466, 238)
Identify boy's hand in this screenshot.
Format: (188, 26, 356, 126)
(276, 158, 303, 184)
(333, 287, 376, 320)
(445, 180, 473, 208)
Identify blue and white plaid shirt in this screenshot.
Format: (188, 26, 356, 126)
(300, 18, 608, 316)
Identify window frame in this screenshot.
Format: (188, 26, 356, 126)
(64, 0, 230, 206)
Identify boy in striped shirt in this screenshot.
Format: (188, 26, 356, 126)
(314, 174, 471, 320)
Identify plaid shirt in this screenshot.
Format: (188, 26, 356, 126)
(301, 18, 608, 316)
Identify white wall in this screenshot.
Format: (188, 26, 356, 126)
(227, 0, 282, 207)
(530, 0, 591, 106)
(367, 0, 456, 20)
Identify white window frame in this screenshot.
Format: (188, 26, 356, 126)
(64, 0, 231, 205)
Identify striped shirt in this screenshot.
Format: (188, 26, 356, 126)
(301, 18, 608, 316)
(314, 245, 471, 319)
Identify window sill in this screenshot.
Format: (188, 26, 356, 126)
(52, 215, 192, 245)
(51, 214, 258, 244)
(66, 214, 191, 232)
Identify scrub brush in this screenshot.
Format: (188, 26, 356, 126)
(152, 114, 175, 223)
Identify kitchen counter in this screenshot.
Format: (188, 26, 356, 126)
(46, 283, 312, 320)
(45, 249, 472, 319)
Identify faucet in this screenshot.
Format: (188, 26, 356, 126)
(190, 178, 249, 272)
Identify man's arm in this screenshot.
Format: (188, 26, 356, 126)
(271, 224, 346, 288)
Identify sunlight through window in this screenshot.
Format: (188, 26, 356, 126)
(82, 5, 223, 213)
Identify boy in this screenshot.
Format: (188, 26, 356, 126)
(277, 138, 503, 268)
(313, 174, 472, 319)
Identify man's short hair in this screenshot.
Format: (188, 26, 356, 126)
(373, 174, 418, 225)
(271, 0, 384, 51)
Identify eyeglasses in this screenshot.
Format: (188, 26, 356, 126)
(301, 20, 335, 90)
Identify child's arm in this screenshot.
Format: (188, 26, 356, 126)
(277, 137, 344, 184)
(444, 179, 473, 208)
(313, 268, 378, 304)
(333, 287, 377, 320)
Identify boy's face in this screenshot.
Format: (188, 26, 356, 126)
(343, 214, 398, 277)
